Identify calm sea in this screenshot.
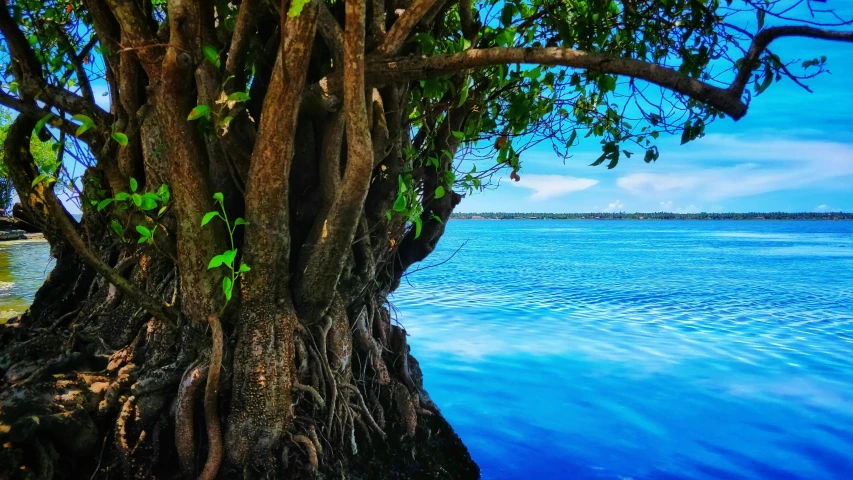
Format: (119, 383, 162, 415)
(3, 221, 853, 479)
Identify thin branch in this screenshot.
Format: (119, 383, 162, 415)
(374, 0, 439, 56)
(730, 26, 853, 98)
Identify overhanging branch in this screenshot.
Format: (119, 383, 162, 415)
(730, 26, 853, 97)
(366, 47, 748, 119)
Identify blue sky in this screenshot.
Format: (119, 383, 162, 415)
(457, 34, 853, 214)
(34, 3, 853, 215)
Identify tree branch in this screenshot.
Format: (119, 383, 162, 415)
(156, 0, 223, 323)
(0, 5, 42, 87)
(298, 0, 374, 319)
(459, 0, 478, 41)
(318, 0, 345, 66)
(730, 26, 853, 98)
(374, 0, 439, 56)
(104, 0, 165, 78)
(2, 114, 176, 323)
(224, 0, 261, 86)
(366, 46, 749, 119)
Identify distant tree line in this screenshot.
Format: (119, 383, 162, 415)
(453, 212, 853, 220)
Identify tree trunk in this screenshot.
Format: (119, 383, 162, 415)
(3, 0, 847, 478)
(0, 149, 477, 480)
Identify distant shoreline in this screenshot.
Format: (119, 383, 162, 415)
(453, 213, 852, 221)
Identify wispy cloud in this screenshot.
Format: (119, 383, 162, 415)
(594, 199, 625, 212)
(815, 204, 841, 212)
(616, 136, 853, 201)
(509, 174, 598, 200)
(659, 201, 700, 213)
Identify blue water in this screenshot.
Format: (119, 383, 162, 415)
(0, 239, 53, 321)
(2, 222, 853, 479)
(393, 220, 853, 480)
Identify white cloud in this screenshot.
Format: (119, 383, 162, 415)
(815, 204, 840, 212)
(596, 199, 625, 212)
(615, 136, 853, 202)
(508, 174, 598, 200)
(658, 201, 701, 213)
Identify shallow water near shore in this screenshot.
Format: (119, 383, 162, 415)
(0, 239, 53, 321)
(2, 220, 852, 479)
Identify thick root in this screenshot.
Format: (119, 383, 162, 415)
(200, 314, 224, 480)
(175, 360, 209, 475)
(292, 434, 319, 470)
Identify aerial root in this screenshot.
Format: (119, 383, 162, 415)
(295, 382, 327, 410)
(340, 383, 385, 439)
(200, 313, 223, 480)
(292, 434, 319, 470)
(307, 424, 324, 456)
(174, 359, 208, 475)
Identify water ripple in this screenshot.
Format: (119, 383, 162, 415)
(394, 220, 853, 479)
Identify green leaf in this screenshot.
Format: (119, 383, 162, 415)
(9, 81, 18, 95)
(227, 92, 250, 103)
(393, 194, 407, 212)
(599, 75, 617, 93)
(137, 236, 148, 244)
(34, 113, 54, 136)
(201, 211, 220, 226)
(680, 121, 692, 145)
(135, 225, 152, 238)
(287, 0, 311, 17)
(432, 214, 443, 224)
(451, 130, 464, 140)
(187, 105, 210, 121)
(757, 9, 765, 30)
(434, 186, 445, 199)
(111, 132, 128, 147)
(457, 78, 470, 107)
(222, 249, 238, 268)
(96, 198, 113, 212)
(208, 254, 225, 270)
(158, 206, 168, 217)
(157, 184, 170, 203)
(115, 192, 131, 201)
(111, 220, 124, 237)
(132, 193, 142, 207)
(140, 193, 159, 210)
(414, 217, 423, 239)
(222, 277, 233, 301)
(238, 263, 251, 274)
(31, 173, 49, 187)
(212, 192, 224, 203)
(386, 211, 392, 221)
(203, 46, 220, 67)
(233, 217, 248, 226)
(130, 178, 138, 192)
(72, 114, 94, 137)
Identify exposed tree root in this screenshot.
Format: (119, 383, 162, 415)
(200, 314, 224, 480)
(175, 360, 209, 475)
(292, 434, 319, 470)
